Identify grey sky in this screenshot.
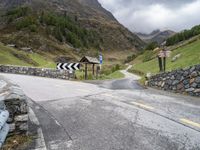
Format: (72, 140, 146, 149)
(98, 0, 200, 33)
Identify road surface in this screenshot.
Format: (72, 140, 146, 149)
(1, 69, 200, 150)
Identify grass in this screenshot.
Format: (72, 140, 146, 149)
(0, 42, 56, 68)
(2, 135, 32, 150)
(130, 39, 200, 74)
(0, 42, 132, 80)
(28, 53, 56, 68)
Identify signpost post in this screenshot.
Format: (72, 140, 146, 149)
(99, 54, 103, 70)
(158, 50, 171, 72)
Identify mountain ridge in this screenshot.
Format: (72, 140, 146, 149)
(0, 0, 144, 53)
(136, 29, 175, 44)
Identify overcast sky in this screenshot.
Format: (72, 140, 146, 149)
(98, 0, 200, 33)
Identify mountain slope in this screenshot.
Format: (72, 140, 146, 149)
(129, 35, 200, 74)
(0, 0, 144, 53)
(137, 29, 175, 44)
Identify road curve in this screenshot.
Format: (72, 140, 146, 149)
(0, 72, 200, 150)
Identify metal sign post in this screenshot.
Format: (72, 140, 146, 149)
(99, 55, 103, 70)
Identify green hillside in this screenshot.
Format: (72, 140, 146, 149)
(129, 38, 200, 74)
(0, 42, 56, 68)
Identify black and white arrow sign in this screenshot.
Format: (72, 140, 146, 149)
(57, 63, 80, 71)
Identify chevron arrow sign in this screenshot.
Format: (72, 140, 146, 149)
(57, 63, 80, 71)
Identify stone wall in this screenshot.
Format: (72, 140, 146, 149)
(0, 65, 72, 80)
(0, 76, 28, 135)
(148, 64, 200, 97)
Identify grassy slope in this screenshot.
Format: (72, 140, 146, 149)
(0, 42, 56, 68)
(131, 39, 200, 74)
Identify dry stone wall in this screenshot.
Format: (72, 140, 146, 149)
(0, 76, 28, 135)
(148, 64, 200, 97)
(0, 65, 72, 80)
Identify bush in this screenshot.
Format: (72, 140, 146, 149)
(145, 42, 158, 50)
(29, 24, 37, 32)
(124, 54, 136, 63)
(112, 64, 120, 73)
(16, 16, 37, 30)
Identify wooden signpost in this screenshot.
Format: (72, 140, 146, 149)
(157, 50, 171, 72)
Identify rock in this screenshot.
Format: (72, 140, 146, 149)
(191, 71, 198, 78)
(20, 102, 28, 113)
(171, 54, 181, 62)
(172, 87, 177, 90)
(177, 83, 184, 90)
(195, 77, 200, 83)
(183, 79, 189, 85)
(19, 123, 28, 131)
(194, 89, 200, 93)
(183, 71, 189, 77)
(15, 114, 28, 122)
(171, 75, 175, 80)
(161, 82, 165, 88)
(186, 88, 195, 92)
(180, 76, 184, 81)
(190, 78, 195, 84)
(191, 83, 197, 88)
(196, 65, 200, 71)
(184, 84, 190, 89)
(176, 74, 182, 80)
(9, 123, 16, 132)
(190, 66, 195, 73)
(172, 80, 179, 85)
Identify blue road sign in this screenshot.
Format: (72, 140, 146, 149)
(99, 55, 103, 64)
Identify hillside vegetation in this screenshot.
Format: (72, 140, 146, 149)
(0, 42, 56, 68)
(130, 37, 200, 74)
(166, 25, 200, 46)
(2, 6, 101, 49)
(0, 0, 144, 54)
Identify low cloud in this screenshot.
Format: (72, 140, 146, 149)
(98, 0, 200, 33)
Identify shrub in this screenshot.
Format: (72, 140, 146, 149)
(124, 54, 136, 63)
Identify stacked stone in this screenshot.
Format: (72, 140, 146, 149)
(0, 77, 28, 135)
(148, 64, 200, 97)
(0, 65, 71, 80)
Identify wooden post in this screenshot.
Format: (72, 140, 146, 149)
(158, 56, 163, 72)
(96, 65, 100, 79)
(163, 57, 166, 72)
(85, 63, 88, 80)
(92, 64, 95, 76)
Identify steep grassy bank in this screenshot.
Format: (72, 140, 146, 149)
(0, 42, 56, 68)
(130, 38, 200, 74)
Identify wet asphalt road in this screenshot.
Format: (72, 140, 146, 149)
(1, 70, 200, 150)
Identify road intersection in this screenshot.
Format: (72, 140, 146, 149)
(0, 68, 200, 150)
